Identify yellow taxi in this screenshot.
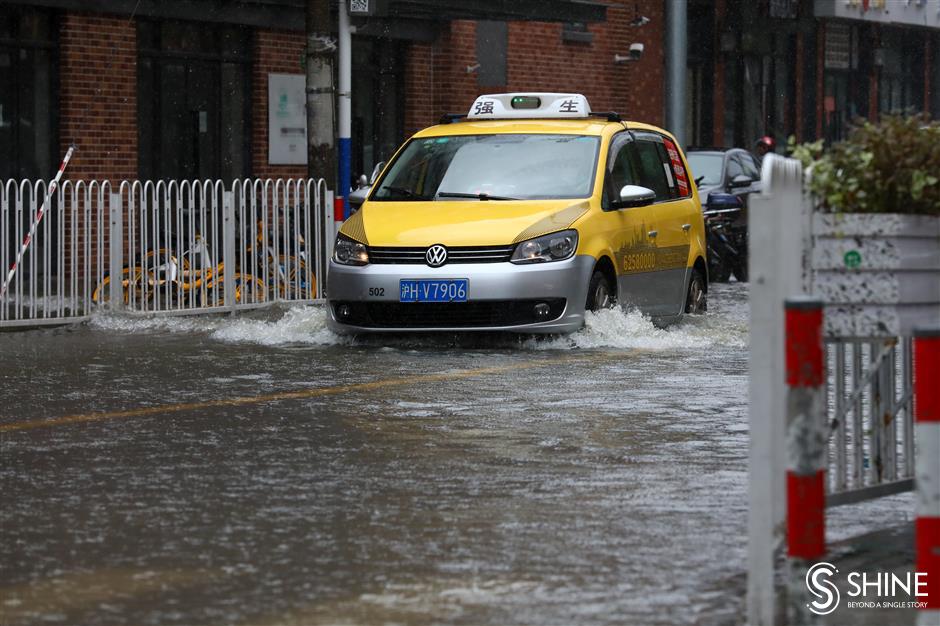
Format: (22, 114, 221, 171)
(327, 93, 706, 333)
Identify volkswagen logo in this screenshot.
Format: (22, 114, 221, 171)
(425, 244, 448, 267)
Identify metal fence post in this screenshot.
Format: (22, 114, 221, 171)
(748, 155, 806, 626)
(785, 297, 827, 624)
(913, 328, 940, 626)
(871, 341, 885, 484)
(834, 343, 847, 492)
(108, 192, 123, 309)
(223, 190, 235, 311)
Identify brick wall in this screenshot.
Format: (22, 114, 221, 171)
(403, 42, 434, 138)
(252, 29, 308, 180)
(58, 13, 137, 279)
(402, 1, 666, 133)
(59, 13, 137, 181)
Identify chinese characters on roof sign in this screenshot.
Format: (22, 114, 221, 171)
(466, 93, 592, 120)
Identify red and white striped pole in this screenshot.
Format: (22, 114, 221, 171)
(0, 145, 75, 299)
(785, 297, 827, 623)
(914, 327, 940, 626)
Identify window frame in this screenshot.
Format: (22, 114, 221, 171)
(603, 130, 646, 211)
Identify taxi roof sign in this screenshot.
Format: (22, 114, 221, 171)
(467, 93, 592, 120)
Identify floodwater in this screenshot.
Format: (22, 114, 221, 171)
(0, 284, 912, 626)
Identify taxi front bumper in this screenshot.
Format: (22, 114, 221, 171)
(326, 255, 595, 333)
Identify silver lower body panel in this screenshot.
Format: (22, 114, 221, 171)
(326, 255, 596, 334)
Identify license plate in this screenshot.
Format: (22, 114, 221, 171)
(399, 279, 469, 303)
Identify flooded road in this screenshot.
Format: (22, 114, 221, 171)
(0, 284, 911, 625)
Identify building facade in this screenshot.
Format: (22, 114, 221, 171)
(694, 0, 940, 149)
(1, 0, 937, 188)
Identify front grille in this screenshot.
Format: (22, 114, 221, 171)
(333, 299, 566, 328)
(368, 245, 514, 265)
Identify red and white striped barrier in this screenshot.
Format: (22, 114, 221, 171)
(784, 297, 827, 623)
(0, 145, 75, 299)
(914, 327, 940, 626)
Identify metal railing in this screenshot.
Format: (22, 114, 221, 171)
(825, 337, 915, 506)
(1, 178, 333, 327)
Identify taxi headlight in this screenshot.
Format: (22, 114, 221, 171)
(333, 234, 369, 266)
(510, 230, 578, 264)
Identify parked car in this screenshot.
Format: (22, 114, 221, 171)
(686, 147, 762, 210)
(686, 148, 762, 282)
(326, 92, 707, 333)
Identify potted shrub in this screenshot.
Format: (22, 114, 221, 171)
(789, 115, 940, 337)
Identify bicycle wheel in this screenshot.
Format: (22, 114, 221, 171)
(202, 273, 267, 307)
(92, 266, 146, 306)
(274, 256, 316, 299)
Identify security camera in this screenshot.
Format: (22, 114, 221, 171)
(614, 43, 645, 64)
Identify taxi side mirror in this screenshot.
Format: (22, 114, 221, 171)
(369, 161, 386, 185)
(613, 185, 656, 209)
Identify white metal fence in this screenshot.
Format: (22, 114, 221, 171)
(825, 338, 915, 506)
(747, 155, 920, 625)
(1, 178, 333, 327)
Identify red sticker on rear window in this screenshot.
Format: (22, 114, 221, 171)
(662, 138, 689, 196)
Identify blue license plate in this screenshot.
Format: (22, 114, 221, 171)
(399, 279, 469, 303)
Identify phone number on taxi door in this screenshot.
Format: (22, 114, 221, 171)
(623, 251, 656, 273)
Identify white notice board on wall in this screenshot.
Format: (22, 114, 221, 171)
(268, 73, 307, 165)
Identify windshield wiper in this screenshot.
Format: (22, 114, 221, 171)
(378, 186, 432, 200)
(437, 191, 518, 201)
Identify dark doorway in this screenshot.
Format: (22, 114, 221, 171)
(351, 37, 405, 184)
(137, 20, 250, 182)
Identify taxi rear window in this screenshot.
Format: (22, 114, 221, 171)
(371, 134, 600, 201)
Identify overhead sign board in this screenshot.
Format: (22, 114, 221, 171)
(814, 0, 940, 29)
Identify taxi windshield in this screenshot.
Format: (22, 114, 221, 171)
(371, 134, 600, 201)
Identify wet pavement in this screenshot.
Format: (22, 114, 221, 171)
(0, 283, 914, 626)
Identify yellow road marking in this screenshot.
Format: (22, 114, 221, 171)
(0, 567, 210, 620)
(1, 353, 623, 433)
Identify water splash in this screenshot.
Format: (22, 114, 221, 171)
(211, 307, 347, 346)
(86, 284, 748, 352)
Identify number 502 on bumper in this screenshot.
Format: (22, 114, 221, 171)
(399, 279, 469, 303)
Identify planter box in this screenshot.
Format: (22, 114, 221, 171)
(812, 213, 940, 337)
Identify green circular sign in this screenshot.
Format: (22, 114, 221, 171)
(844, 250, 862, 269)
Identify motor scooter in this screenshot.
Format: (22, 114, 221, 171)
(703, 193, 748, 283)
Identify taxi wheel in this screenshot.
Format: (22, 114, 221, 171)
(586, 270, 615, 312)
(685, 269, 707, 315)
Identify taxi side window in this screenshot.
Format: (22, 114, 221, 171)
(633, 140, 671, 202)
(602, 134, 639, 210)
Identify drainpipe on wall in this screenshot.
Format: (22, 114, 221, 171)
(666, 0, 688, 147)
(338, 0, 352, 219)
